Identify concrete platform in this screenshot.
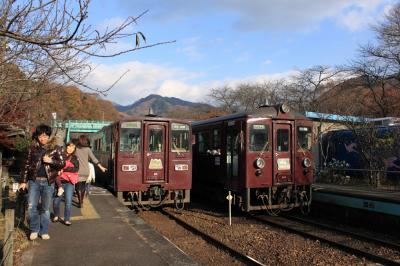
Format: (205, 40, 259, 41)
(313, 183, 400, 217)
(20, 186, 197, 266)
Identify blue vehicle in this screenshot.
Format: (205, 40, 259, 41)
(319, 125, 400, 185)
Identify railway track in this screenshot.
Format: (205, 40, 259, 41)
(251, 213, 400, 266)
(284, 214, 400, 251)
(159, 208, 265, 266)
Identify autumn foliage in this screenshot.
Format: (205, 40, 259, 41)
(21, 85, 121, 124)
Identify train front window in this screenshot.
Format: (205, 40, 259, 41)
(120, 122, 141, 152)
(277, 129, 289, 152)
(171, 123, 190, 152)
(149, 128, 164, 152)
(297, 126, 312, 151)
(249, 124, 269, 151)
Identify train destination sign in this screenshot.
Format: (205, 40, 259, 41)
(277, 158, 291, 170)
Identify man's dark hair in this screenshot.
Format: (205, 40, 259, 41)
(33, 124, 52, 140)
(77, 134, 90, 148)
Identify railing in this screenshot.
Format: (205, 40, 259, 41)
(0, 151, 15, 266)
(315, 167, 400, 191)
(0, 151, 27, 266)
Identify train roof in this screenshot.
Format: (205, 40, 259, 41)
(111, 115, 191, 125)
(192, 104, 308, 126)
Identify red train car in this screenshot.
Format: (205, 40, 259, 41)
(91, 116, 192, 209)
(192, 104, 313, 213)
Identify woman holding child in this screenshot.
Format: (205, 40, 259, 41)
(53, 141, 79, 225)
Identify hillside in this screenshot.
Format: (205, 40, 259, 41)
(318, 77, 400, 117)
(114, 94, 224, 119)
(22, 85, 122, 123)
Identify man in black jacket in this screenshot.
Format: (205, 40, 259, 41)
(19, 124, 65, 240)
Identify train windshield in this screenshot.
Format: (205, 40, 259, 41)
(249, 124, 269, 151)
(120, 122, 141, 152)
(297, 126, 312, 151)
(171, 123, 190, 152)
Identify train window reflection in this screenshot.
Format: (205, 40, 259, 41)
(171, 123, 190, 152)
(149, 128, 163, 152)
(277, 129, 289, 152)
(297, 126, 312, 151)
(120, 122, 141, 152)
(250, 124, 269, 151)
(197, 131, 211, 153)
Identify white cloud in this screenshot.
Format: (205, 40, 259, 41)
(157, 80, 205, 101)
(176, 37, 204, 61)
(262, 59, 272, 65)
(83, 60, 296, 105)
(119, 0, 392, 32)
(83, 61, 200, 105)
(335, 0, 389, 31)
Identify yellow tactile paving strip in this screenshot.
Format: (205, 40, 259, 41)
(70, 199, 100, 221)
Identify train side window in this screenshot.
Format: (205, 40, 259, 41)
(120, 122, 141, 152)
(249, 124, 269, 151)
(277, 129, 289, 152)
(297, 126, 312, 151)
(171, 123, 190, 152)
(213, 129, 221, 150)
(104, 128, 111, 152)
(198, 131, 210, 153)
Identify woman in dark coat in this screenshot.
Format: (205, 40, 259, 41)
(74, 135, 106, 207)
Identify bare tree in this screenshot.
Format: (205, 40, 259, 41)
(208, 85, 240, 112)
(344, 3, 400, 117)
(361, 3, 400, 78)
(286, 65, 343, 113)
(0, 0, 173, 127)
(208, 81, 287, 113)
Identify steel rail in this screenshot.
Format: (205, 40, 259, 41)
(160, 208, 265, 266)
(283, 214, 400, 251)
(250, 214, 400, 266)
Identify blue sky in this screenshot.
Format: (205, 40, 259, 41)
(83, 0, 396, 105)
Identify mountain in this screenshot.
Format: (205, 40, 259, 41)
(114, 94, 222, 119)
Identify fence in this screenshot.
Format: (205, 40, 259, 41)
(315, 166, 400, 191)
(0, 151, 25, 266)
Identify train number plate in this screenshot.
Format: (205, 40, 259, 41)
(122, 164, 137, 171)
(175, 164, 189, 171)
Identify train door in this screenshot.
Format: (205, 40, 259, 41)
(144, 123, 167, 183)
(273, 122, 293, 184)
(226, 121, 242, 189)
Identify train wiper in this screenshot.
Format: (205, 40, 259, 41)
(258, 141, 269, 158)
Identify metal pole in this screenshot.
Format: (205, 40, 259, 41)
(226, 191, 232, 226)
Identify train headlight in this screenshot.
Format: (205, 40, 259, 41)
(302, 157, 311, 168)
(175, 164, 189, 171)
(254, 158, 265, 169)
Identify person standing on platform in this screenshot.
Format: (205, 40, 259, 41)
(53, 141, 79, 225)
(86, 162, 95, 196)
(19, 124, 65, 240)
(74, 135, 106, 207)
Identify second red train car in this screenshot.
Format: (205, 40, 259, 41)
(192, 104, 313, 214)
